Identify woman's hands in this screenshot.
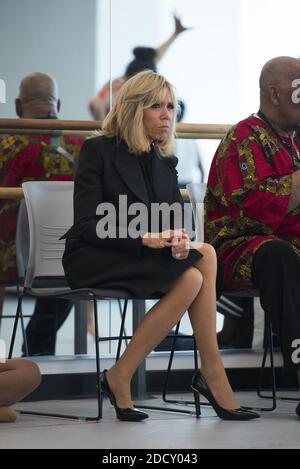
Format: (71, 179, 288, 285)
(170, 230, 190, 260)
(142, 229, 191, 260)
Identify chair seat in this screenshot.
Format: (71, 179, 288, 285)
(224, 289, 259, 298)
(24, 286, 163, 301)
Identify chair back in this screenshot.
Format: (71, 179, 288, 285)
(22, 181, 74, 287)
(186, 182, 207, 242)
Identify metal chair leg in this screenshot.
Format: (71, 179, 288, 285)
(162, 321, 181, 403)
(161, 321, 203, 416)
(118, 299, 128, 348)
(116, 299, 128, 362)
(254, 319, 276, 411)
(16, 294, 103, 421)
(16, 283, 29, 356)
(192, 336, 201, 418)
(93, 295, 102, 420)
(8, 294, 24, 358)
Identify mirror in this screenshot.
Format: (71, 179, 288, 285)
(1, 0, 300, 355)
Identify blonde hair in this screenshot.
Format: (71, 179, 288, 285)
(101, 70, 177, 156)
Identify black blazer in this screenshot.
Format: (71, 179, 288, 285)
(63, 136, 183, 258)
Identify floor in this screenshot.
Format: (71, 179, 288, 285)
(1, 289, 299, 449)
(0, 392, 299, 449)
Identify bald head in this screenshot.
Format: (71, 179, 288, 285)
(16, 72, 60, 118)
(258, 56, 300, 133)
(260, 56, 300, 93)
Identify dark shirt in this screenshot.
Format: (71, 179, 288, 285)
(137, 150, 155, 203)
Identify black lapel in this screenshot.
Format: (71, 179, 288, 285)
(112, 142, 150, 205)
(112, 140, 174, 205)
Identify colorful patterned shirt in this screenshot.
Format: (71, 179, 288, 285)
(0, 134, 84, 285)
(205, 115, 300, 290)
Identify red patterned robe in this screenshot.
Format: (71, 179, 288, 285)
(205, 115, 300, 290)
(0, 134, 84, 285)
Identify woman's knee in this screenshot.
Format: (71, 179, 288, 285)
(181, 267, 203, 293)
(193, 242, 217, 271)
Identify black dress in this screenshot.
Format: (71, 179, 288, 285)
(62, 136, 202, 297)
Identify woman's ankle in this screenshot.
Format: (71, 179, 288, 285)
(107, 365, 133, 383)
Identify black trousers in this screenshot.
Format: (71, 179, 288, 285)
(253, 240, 300, 371)
(22, 298, 73, 355)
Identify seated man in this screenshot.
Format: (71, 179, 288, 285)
(205, 56, 300, 418)
(0, 72, 84, 355)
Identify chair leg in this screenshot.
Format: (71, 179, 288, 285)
(18, 295, 103, 421)
(93, 295, 102, 420)
(256, 318, 277, 411)
(162, 321, 181, 403)
(16, 284, 29, 356)
(118, 299, 128, 348)
(192, 336, 201, 418)
(116, 299, 128, 362)
(161, 321, 202, 416)
(8, 294, 24, 358)
(0, 286, 5, 329)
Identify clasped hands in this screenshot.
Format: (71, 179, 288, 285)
(142, 229, 191, 260)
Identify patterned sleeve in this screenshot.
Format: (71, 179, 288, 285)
(215, 124, 292, 232)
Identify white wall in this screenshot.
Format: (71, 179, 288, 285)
(0, 0, 98, 119)
(240, 0, 300, 117)
(97, 0, 241, 123)
(2, 0, 300, 176)
(95, 0, 242, 179)
(96, 0, 161, 93)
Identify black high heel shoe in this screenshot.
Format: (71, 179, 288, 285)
(100, 370, 149, 422)
(191, 370, 260, 421)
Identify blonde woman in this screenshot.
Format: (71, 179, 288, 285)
(63, 71, 259, 422)
(0, 359, 41, 422)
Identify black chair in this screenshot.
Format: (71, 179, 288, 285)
(0, 199, 30, 352)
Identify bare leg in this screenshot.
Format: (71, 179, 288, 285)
(188, 242, 239, 409)
(0, 359, 41, 406)
(106, 267, 203, 409)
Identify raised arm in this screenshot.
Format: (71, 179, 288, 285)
(154, 14, 192, 63)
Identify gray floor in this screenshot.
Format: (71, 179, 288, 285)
(0, 392, 299, 449)
(1, 290, 298, 449)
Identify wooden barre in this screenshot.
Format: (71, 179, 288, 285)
(0, 128, 227, 140)
(0, 186, 189, 201)
(0, 118, 103, 131)
(0, 187, 24, 199)
(0, 118, 231, 139)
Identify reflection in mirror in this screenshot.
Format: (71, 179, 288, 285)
(2, 0, 300, 357)
(103, 0, 300, 353)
